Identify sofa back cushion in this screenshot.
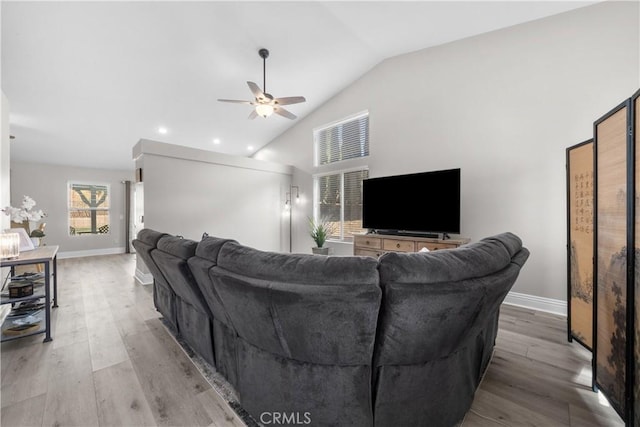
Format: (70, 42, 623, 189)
(187, 236, 238, 325)
(211, 241, 382, 365)
(131, 229, 169, 288)
(375, 232, 530, 365)
(151, 235, 208, 313)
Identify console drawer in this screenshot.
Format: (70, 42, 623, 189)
(354, 248, 383, 258)
(354, 234, 469, 256)
(416, 242, 458, 252)
(383, 239, 415, 252)
(354, 236, 382, 250)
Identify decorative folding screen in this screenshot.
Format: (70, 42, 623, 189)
(633, 91, 640, 427)
(566, 139, 594, 350)
(593, 88, 639, 426)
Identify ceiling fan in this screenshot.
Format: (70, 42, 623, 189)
(218, 48, 306, 120)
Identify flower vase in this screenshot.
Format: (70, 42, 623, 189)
(30, 237, 40, 248)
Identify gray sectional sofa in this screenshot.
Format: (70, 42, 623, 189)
(133, 230, 529, 427)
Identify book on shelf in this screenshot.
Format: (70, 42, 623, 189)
(7, 300, 46, 318)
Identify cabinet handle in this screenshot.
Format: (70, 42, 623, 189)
(396, 243, 401, 248)
(366, 241, 370, 245)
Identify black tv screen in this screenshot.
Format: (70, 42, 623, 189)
(362, 168, 460, 235)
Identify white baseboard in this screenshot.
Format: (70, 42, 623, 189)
(503, 291, 567, 317)
(58, 247, 127, 259)
(135, 268, 153, 285)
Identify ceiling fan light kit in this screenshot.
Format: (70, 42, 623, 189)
(255, 103, 274, 118)
(218, 48, 306, 120)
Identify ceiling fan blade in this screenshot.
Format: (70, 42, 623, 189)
(218, 99, 252, 104)
(274, 96, 306, 106)
(274, 106, 297, 120)
(248, 109, 258, 120)
(247, 81, 265, 99)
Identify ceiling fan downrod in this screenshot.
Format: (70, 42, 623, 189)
(259, 48, 269, 95)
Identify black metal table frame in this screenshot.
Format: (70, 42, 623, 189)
(2, 248, 58, 342)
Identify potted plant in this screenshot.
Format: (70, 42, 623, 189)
(309, 217, 333, 255)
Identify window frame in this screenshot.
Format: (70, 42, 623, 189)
(313, 111, 371, 243)
(313, 166, 369, 242)
(67, 181, 111, 236)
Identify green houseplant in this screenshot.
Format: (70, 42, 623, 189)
(309, 217, 333, 255)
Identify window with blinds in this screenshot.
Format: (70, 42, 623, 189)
(314, 112, 369, 166)
(315, 168, 369, 241)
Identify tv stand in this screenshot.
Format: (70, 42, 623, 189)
(370, 230, 440, 239)
(353, 233, 470, 259)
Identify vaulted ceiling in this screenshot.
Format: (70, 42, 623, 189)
(2, 1, 596, 170)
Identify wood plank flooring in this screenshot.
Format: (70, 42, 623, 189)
(1, 254, 243, 427)
(465, 305, 623, 426)
(0, 253, 626, 426)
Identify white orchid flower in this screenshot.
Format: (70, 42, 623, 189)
(2, 196, 46, 223)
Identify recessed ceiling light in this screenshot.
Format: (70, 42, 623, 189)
(213, 138, 221, 145)
(158, 127, 168, 134)
(247, 145, 254, 151)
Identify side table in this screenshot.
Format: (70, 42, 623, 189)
(1, 245, 59, 342)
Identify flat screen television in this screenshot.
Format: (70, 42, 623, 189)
(362, 168, 460, 236)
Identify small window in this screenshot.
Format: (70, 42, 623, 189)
(314, 168, 369, 241)
(68, 183, 110, 235)
(314, 111, 369, 166)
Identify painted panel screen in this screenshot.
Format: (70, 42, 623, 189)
(595, 105, 628, 418)
(568, 141, 594, 348)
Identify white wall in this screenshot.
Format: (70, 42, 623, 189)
(1, 92, 11, 303)
(9, 161, 133, 257)
(133, 139, 292, 251)
(254, 1, 640, 302)
(1, 92, 10, 232)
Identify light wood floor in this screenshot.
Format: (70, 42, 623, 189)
(0, 254, 625, 427)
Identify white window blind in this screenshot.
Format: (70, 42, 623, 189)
(314, 112, 369, 166)
(315, 168, 369, 241)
